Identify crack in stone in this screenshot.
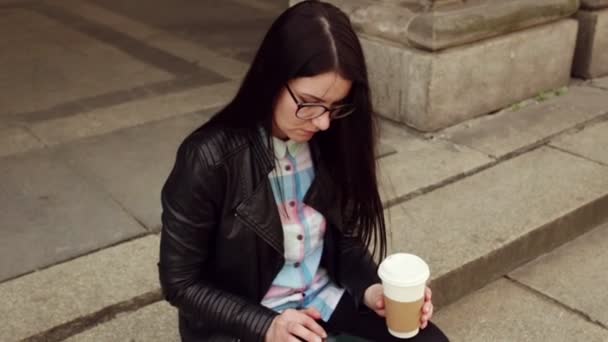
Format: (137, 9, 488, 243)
(21, 290, 164, 342)
(504, 275, 608, 331)
(384, 110, 608, 209)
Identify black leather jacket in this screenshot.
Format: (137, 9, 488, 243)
(158, 123, 381, 341)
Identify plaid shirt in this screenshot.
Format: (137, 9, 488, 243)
(260, 136, 345, 322)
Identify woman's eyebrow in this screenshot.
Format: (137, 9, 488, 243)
(300, 92, 325, 102)
(300, 92, 346, 105)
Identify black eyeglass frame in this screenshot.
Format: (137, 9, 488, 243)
(285, 83, 355, 120)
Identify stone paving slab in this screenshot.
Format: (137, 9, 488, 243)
(510, 221, 608, 328)
(65, 301, 179, 342)
(89, 0, 280, 63)
(376, 142, 395, 159)
(434, 279, 608, 342)
(56, 111, 214, 232)
(33, 1, 225, 80)
(0, 149, 145, 283)
(0, 235, 160, 341)
(0, 7, 172, 116)
(228, 0, 288, 13)
(385, 147, 608, 308)
(0, 6, 62, 45)
(50, 0, 249, 80)
(29, 80, 238, 146)
(551, 120, 608, 165)
(0, 126, 43, 158)
(439, 86, 608, 158)
(45, 0, 158, 40)
(592, 75, 608, 89)
(145, 33, 249, 80)
(378, 121, 492, 206)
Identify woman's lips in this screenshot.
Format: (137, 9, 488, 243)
(298, 130, 313, 136)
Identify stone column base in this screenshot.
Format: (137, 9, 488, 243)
(362, 19, 578, 131)
(573, 9, 608, 79)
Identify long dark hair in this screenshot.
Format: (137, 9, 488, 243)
(209, 0, 386, 258)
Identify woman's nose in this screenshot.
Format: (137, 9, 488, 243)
(312, 112, 331, 131)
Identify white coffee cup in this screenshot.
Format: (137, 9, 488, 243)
(378, 253, 430, 339)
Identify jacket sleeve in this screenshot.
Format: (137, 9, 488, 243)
(337, 234, 382, 310)
(158, 139, 278, 342)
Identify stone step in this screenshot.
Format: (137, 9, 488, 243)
(54, 178, 608, 341)
(385, 121, 608, 308)
(64, 301, 179, 342)
(509, 221, 608, 330)
(0, 235, 161, 341)
(433, 278, 608, 341)
(54, 220, 608, 341)
(377, 120, 492, 207)
(593, 75, 608, 89)
(28, 80, 238, 147)
(377, 83, 608, 206)
(434, 221, 608, 341)
(381, 84, 608, 307)
(7, 120, 606, 342)
(3, 87, 608, 341)
(0, 110, 217, 284)
(437, 85, 608, 159)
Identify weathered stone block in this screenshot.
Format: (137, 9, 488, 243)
(362, 19, 578, 131)
(573, 9, 608, 78)
(291, 0, 579, 51)
(581, 0, 608, 10)
(406, 0, 579, 51)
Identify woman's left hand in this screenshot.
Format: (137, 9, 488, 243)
(363, 283, 386, 317)
(364, 284, 434, 329)
(420, 287, 433, 329)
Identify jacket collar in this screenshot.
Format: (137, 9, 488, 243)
(235, 128, 341, 255)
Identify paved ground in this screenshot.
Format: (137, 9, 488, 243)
(1, 0, 607, 341)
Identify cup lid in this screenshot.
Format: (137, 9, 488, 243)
(378, 253, 430, 287)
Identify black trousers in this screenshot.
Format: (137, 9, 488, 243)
(179, 292, 449, 342)
(320, 293, 449, 342)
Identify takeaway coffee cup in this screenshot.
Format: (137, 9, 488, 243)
(378, 253, 430, 339)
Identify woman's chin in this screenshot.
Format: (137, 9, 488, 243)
(287, 131, 314, 142)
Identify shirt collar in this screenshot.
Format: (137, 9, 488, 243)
(257, 126, 304, 159)
(272, 136, 303, 159)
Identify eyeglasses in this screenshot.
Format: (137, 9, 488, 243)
(285, 83, 355, 120)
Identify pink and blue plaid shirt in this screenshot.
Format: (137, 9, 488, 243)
(260, 136, 345, 322)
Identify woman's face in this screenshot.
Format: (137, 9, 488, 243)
(272, 71, 352, 142)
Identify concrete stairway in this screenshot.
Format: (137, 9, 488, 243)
(1, 0, 608, 340)
(3, 77, 607, 341)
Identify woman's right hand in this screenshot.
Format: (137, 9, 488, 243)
(265, 308, 328, 342)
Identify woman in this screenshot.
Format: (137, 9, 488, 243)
(158, 1, 449, 341)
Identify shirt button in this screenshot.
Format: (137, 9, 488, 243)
(285, 165, 292, 171)
(294, 262, 301, 268)
(297, 234, 303, 241)
(289, 201, 296, 207)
